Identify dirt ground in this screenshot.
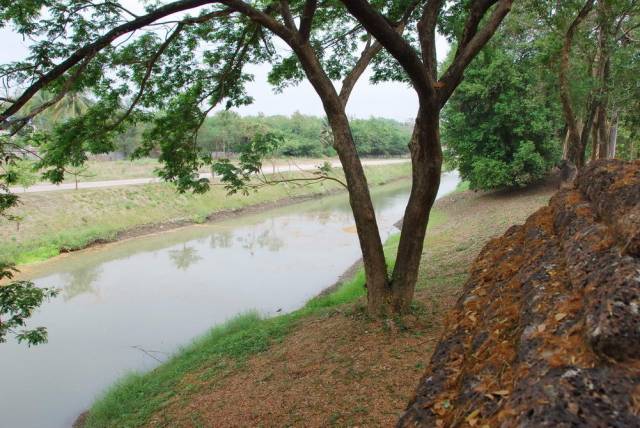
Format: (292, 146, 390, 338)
(142, 180, 557, 428)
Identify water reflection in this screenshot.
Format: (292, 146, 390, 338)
(209, 230, 233, 249)
(236, 220, 286, 255)
(61, 266, 103, 301)
(168, 244, 203, 271)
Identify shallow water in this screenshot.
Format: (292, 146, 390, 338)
(0, 172, 459, 428)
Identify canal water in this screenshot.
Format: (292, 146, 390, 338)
(0, 172, 459, 428)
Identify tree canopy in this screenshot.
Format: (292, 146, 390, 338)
(442, 6, 563, 190)
(0, 0, 512, 318)
(442, 0, 640, 189)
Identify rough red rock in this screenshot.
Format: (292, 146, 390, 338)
(399, 160, 640, 427)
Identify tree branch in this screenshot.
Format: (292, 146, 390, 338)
(299, 0, 318, 41)
(437, 0, 512, 105)
(107, 23, 186, 131)
(279, 0, 298, 31)
(0, 0, 221, 126)
(219, 0, 296, 43)
(4, 53, 96, 133)
(339, 0, 435, 101)
(417, 0, 444, 80)
(458, 0, 499, 51)
(339, 36, 382, 105)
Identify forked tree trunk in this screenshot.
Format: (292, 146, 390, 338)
(326, 112, 390, 314)
(560, 0, 596, 168)
(388, 104, 442, 313)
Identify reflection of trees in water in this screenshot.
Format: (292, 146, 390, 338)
(209, 230, 233, 249)
(168, 244, 203, 271)
(306, 210, 334, 225)
(236, 221, 285, 255)
(62, 266, 102, 301)
(257, 228, 284, 252)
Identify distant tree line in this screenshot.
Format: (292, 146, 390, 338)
(20, 100, 411, 159)
(195, 111, 412, 158)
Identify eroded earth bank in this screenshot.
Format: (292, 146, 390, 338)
(400, 160, 640, 427)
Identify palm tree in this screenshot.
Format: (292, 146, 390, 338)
(25, 91, 93, 130)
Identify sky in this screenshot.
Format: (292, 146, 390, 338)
(0, 1, 450, 121)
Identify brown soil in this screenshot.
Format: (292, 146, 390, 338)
(137, 178, 557, 428)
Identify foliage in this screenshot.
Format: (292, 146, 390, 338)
(0, 0, 391, 188)
(0, 136, 58, 347)
(442, 22, 562, 191)
(534, 0, 640, 163)
(0, 136, 21, 220)
(350, 118, 412, 156)
(196, 111, 411, 159)
(213, 132, 284, 195)
(7, 159, 39, 190)
(0, 262, 58, 346)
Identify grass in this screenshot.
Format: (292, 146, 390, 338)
(63, 158, 160, 183)
(455, 180, 470, 192)
(1, 163, 410, 265)
(17, 157, 330, 184)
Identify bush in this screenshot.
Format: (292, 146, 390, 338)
(443, 32, 562, 190)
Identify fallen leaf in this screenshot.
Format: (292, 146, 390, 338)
(466, 409, 481, 426)
(568, 402, 579, 414)
(555, 312, 567, 321)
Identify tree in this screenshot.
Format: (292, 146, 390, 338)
(0, 0, 510, 315)
(442, 11, 562, 190)
(7, 159, 39, 191)
(0, 140, 58, 346)
(341, 0, 512, 312)
(558, 0, 640, 167)
(0, 263, 58, 346)
(24, 91, 93, 131)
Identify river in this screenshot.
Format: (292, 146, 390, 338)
(0, 172, 459, 428)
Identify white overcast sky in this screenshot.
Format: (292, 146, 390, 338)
(0, 1, 450, 121)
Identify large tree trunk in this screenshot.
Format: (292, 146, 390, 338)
(327, 112, 391, 314)
(389, 104, 442, 313)
(292, 43, 391, 315)
(560, 0, 596, 168)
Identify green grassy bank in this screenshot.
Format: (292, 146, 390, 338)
(84, 234, 403, 428)
(0, 163, 410, 265)
(15, 157, 327, 185)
